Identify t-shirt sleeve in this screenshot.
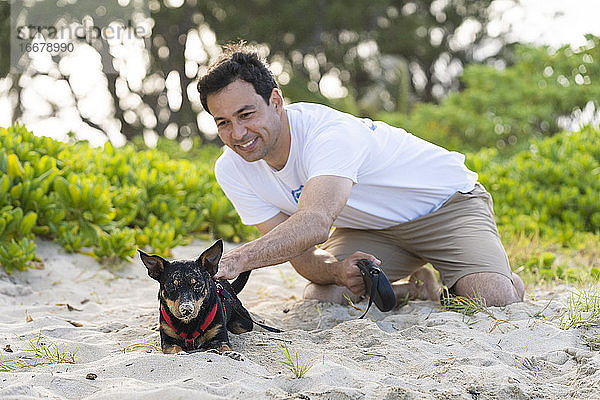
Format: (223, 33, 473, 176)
(214, 157, 280, 226)
(303, 121, 370, 183)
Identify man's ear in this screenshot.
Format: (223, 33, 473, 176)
(138, 249, 167, 280)
(270, 88, 284, 111)
(197, 240, 223, 276)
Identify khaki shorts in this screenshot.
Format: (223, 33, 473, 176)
(321, 183, 513, 289)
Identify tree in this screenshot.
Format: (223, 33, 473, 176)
(1, 0, 508, 145)
(377, 36, 600, 152)
(197, 0, 502, 111)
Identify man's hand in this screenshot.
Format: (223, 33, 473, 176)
(334, 251, 381, 297)
(213, 250, 248, 280)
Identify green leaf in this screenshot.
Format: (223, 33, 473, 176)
(18, 212, 37, 236)
(7, 154, 24, 180)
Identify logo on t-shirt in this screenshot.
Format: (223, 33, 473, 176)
(360, 118, 377, 132)
(291, 185, 304, 203)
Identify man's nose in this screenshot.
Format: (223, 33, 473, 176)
(231, 121, 246, 140)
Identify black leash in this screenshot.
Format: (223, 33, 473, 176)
(218, 283, 282, 333)
(220, 259, 395, 331)
(359, 269, 380, 319)
(247, 315, 282, 333)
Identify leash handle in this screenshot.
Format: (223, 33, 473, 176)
(359, 270, 380, 319)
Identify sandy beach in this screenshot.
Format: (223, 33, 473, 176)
(1, 238, 599, 399)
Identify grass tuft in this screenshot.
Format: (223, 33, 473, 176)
(584, 332, 600, 351)
(557, 286, 600, 330)
(121, 343, 162, 353)
(530, 297, 554, 320)
(0, 333, 77, 371)
(277, 341, 314, 379)
(278, 270, 298, 289)
(505, 229, 600, 287)
(440, 288, 495, 320)
(343, 294, 363, 312)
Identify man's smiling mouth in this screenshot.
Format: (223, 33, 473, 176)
(239, 137, 257, 149)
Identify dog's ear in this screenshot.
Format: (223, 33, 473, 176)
(138, 249, 167, 280)
(197, 239, 223, 276)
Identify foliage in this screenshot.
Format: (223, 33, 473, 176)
(199, 0, 497, 107)
(440, 288, 496, 324)
(132, 136, 222, 164)
(378, 36, 600, 153)
(557, 286, 600, 330)
(471, 125, 600, 240)
(469, 125, 600, 283)
(0, 124, 257, 272)
(277, 340, 314, 379)
(2, 0, 506, 146)
(585, 332, 600, 351)
(0, 333, 77, 371)
(0, 1, 9, 76)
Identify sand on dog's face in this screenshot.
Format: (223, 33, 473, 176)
(0, 239, 598, 400)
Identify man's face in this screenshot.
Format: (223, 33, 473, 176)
(207, 79, 284, 165)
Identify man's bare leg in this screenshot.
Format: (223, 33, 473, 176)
(451, 272, 524, 306)
(304, 266, 441, 304)
(303, 283, 354, 304)
(393, 266, 441, 302)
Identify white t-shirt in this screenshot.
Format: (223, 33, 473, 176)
(214, 102, 478, 229)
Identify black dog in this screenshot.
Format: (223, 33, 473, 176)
(139, 240, 253, 359)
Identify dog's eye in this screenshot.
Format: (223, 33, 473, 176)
(193, 282, 203, 291)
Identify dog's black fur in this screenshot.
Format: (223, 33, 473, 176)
(139, 240, 253, 359)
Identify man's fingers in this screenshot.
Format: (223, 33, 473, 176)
(349, 251, 381, 265)
(214, 271, 232, 280)
(344, 264, 365, 295)
(348, 276, 365, 297)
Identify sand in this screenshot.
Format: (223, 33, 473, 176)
(0, 238, 599, 399)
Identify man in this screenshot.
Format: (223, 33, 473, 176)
(197, 44, 524, 307)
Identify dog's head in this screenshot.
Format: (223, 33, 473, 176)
(139, 240, 223, 323)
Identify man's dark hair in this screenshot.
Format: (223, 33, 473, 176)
(197, 42, 278, 114)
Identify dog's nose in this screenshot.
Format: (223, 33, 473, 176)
(179, 302, 194, 316)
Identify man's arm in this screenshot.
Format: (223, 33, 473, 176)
(254, 213, 375, 296)
(255, 212, 340, 285)
(214, 175, 352, 279)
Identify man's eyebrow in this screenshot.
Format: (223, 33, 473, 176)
(214, 105, 256, 122)
(235, 105, 256, 114)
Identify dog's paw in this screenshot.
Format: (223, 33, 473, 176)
(162, 345, 184, 354)
(223, 350, 244, 361)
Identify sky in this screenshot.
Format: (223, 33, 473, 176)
(1, 0, 600, 146)
(490, 0, 600, 48)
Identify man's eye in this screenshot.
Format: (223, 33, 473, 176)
(217, 120, 229, 128)
(240, 112, 253, 119)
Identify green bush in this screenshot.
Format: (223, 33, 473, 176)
(0, 124, 257, 272)
(469, 125, 600, 243)
(378, 35, 600, 153)
(467, 125, 600, 283)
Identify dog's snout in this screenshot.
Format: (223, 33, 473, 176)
(179, 302, 194, 316)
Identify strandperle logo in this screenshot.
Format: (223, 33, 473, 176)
(15, 19, 147, 44)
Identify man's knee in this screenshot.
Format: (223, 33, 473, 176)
(452, 272, 524, 307)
